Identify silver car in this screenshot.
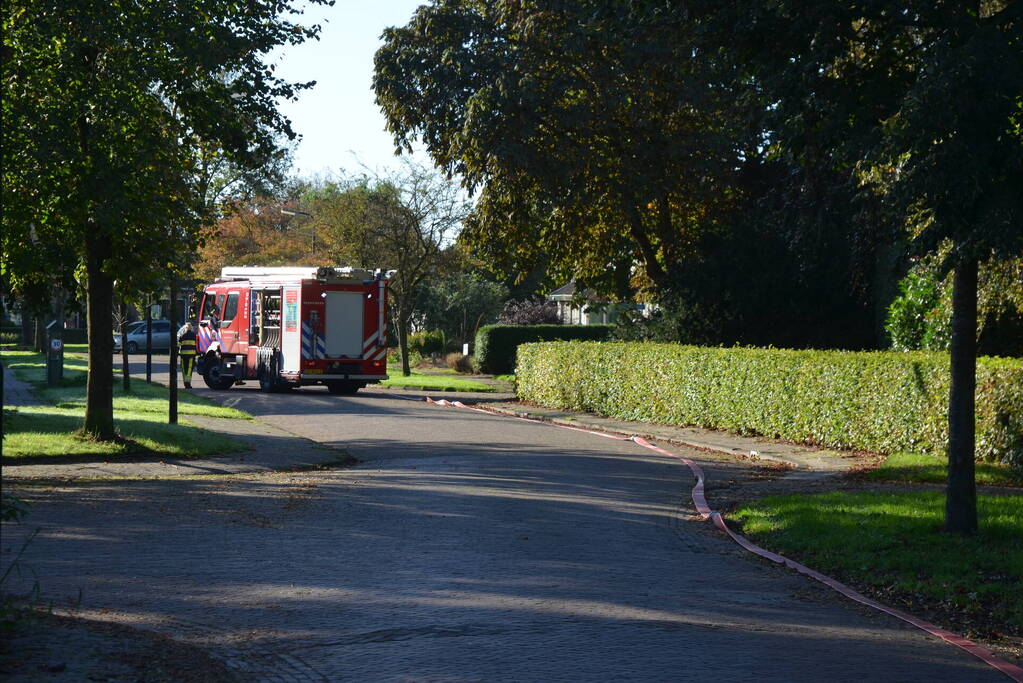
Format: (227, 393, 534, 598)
(113, 320, 172, 353)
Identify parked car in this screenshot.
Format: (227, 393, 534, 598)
(113, 320, 172, 353)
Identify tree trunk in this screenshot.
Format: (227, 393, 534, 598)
(944, 258, 978, 536)
(119, 299, 131, 393)
(168, 275, 178, 425)
(34, 315, 45, 353)
(398, 302, 411, 377)
(19, 312, 31, 347)
(625, 203, 669, 291)
(84, 231, 116, 439)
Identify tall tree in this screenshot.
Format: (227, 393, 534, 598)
(307, 163, 468, 375)
(3, 0, 328, 438)
(727, 0, 1023, 535)
(374, 0, 750, 297)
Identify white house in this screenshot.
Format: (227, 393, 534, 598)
(548, 282, 616, 325)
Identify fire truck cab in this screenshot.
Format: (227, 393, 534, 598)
(194, 266, 391, 394)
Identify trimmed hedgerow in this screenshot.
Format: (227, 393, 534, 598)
(516, 342, 1023, 466)
(474, 324, 613, 374)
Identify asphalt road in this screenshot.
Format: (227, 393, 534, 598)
(2, 355, 1003, 681)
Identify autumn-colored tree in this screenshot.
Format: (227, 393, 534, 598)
(194, 198, 329, 284)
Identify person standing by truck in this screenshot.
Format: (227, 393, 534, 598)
(177, 321, 197, 389)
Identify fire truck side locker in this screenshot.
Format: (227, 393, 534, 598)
(281, 285, 301, 375)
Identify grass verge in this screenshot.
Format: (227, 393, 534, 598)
(730, 491, 1023, 635)
(3, 406, 243, 459)
(2, 349, 247, 419)
(864, 452, 1022, 487)
(380, 373, 495, 393)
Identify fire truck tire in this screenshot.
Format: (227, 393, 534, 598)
(202, 358, 234, 390)
(326, 380, 359, 395)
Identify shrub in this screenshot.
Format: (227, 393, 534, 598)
(497, 298, 561, 326)
(474, 324, 613, 375)
(408, 330, 446, 357)
(886, 269, 952, 351)
(516, 342, 1023, 466)
(60, 328, 88, 344)
(445, 352, 474, 373)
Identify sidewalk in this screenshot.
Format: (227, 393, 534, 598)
(478, 400, 865, 479)
(2, 357, 44, 408)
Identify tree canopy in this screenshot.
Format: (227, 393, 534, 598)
(374, 0, 751, 296)
(2, 0, 330, 436)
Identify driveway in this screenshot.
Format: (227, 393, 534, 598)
(1, 358, 1004, 681)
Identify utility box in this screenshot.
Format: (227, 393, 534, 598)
(46, 321, 64, 387)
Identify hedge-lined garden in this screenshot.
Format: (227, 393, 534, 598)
(517, 342, 1023, 465)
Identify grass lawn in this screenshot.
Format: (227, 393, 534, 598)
(402, 365, 460, 375)
(864, 452, 1022, 487)
(730, 491, 1023, 632)
(3, 348, 248, 460)
(3, 406, 243, 459)
(2, 349, 247, 419)
(380, 372, 495, 392)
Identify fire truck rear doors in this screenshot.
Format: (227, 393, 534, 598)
(325, 290, 364, 358)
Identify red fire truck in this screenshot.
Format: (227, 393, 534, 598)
(193, 266, 391, 394)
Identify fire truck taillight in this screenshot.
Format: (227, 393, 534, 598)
(372, 361, 383, 368)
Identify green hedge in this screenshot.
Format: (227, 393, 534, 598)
(474, 324, 613, 374)
(0, 327, 87, 344)
(61, 328, 88, 344)
(517, 342, 1023, 466)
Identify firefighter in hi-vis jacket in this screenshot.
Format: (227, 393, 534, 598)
(177, 321, 197, 389)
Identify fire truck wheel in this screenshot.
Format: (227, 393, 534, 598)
(202, 359, 234, 390)
(326, 381, 359, 395)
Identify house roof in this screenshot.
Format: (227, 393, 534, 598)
(549, 282, 577, 298)
(548, 282, 601, 302)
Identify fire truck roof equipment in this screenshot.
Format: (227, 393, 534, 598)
(217, 266, 391, 283)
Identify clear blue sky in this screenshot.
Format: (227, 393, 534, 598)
(270, 1, 429, 178)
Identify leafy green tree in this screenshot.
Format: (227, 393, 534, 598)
(418, 270, 508, 348)
(374, 0, 750, 297)
(886, 256, 1023, 355)
(2, 0, 327, 437)
(720, 0, 1023, 534)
